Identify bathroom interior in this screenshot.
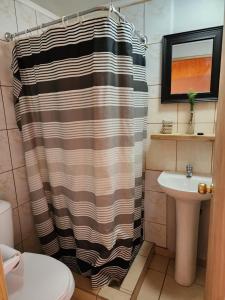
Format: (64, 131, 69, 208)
(0, 0, 225, 299)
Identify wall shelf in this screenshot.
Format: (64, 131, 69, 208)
(150, 133, 215, 142)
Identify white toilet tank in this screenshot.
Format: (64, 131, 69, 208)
(0, 200, 14, 247)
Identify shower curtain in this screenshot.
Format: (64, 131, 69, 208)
(12, 16, 148, 287)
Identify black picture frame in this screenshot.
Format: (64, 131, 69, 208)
(161, 26, 223, 103)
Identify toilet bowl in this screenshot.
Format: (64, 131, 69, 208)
(0, 200, 75, 300)
(6, 252, 75, 300)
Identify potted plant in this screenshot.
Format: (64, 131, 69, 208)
(186, 91, 197, 134)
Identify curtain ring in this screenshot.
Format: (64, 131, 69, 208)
(62, 16, 67, 27)
(108, 2, 113, 18)
(25, 29, 29, 38)
(144, 35, 148, 45)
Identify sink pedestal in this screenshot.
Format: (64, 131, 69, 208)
(175, 199, 201, 286)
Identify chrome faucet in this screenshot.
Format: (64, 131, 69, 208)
(186, 163, 193, 178)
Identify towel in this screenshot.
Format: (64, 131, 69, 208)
(0, 244, 21, 275)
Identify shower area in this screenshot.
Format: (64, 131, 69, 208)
(7, 3, 150, 291)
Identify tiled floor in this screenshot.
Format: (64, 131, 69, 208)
(71, 252, 205, 299)
(137, 255, 205, 300)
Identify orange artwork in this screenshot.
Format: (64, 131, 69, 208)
(171, 56, 212, 94)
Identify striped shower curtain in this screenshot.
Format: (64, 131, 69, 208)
(12, 16, 148, 287)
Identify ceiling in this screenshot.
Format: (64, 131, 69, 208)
(30, 0, 112, 16)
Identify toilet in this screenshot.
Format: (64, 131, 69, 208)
(0, 200, 75, 300)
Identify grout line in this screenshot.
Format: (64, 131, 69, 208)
(144, 220, 166, 226)
(0, 85, 13, 88)
(0, 164, 25, 175)
(0, 86, 7, 129)
(13, 0, 19, 33)
(158, 258, 170, 299)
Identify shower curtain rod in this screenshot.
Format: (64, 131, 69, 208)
(4, 4, 147, 45)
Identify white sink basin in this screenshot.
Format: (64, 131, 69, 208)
(158, 171, 212, 201)
(157, 171, 212, 287)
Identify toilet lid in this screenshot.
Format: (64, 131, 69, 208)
(6, 253, 75, 300)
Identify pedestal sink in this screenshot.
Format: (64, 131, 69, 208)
(158, 171, 212, 286)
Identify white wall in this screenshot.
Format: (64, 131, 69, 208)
(30, 0, 146, 16)
(173, 0, 224, 33)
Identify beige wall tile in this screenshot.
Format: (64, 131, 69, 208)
(1, 86, 17, 129)
(146, 43, 162, 85)
(137, 269, 164, 300)
(144, 191, 166, 224)
(0, 130, 12, 173)
(98, 286, 130, 300)
(15, 0, 37, 32)
(148, 84, 161, 99)
(149, 254, 169, 273)
(8, 129, 25, 168)
(178, 102, 216, 124)
(0, 41, 13, 86)
(146, 140, 176, 171)
(160, 275, 204, 300)
(0, 170, 17, 208)
(177, 123, 215, 134)
(22, 233, 41, 253)
(145, 170, 162, 192)
(177, 141, 213, 174)
(120, 254, 147, 294)
(148, 98, 177, 124)
(13, 207, 22, 245)
(147, 123, 162, 135)
(18, 201, 35, 240)
(13, 166, 30, 206)
(144, 221, 166, 248)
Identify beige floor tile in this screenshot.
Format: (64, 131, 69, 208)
(73, 273, 100, 295)
(139, 241, 153, 257)
(73, 288, 96, 300)
(98, 286, 131, 300)
(137, 269, 165, 300)
(120, 254, 147, 293)
(150, 255, 169, 273)
(160, 275, 204, 300)
(167, 259, 175, 277)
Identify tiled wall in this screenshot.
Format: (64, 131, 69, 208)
(0, 0, 56, 252)
(121, 0, 224, 260)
